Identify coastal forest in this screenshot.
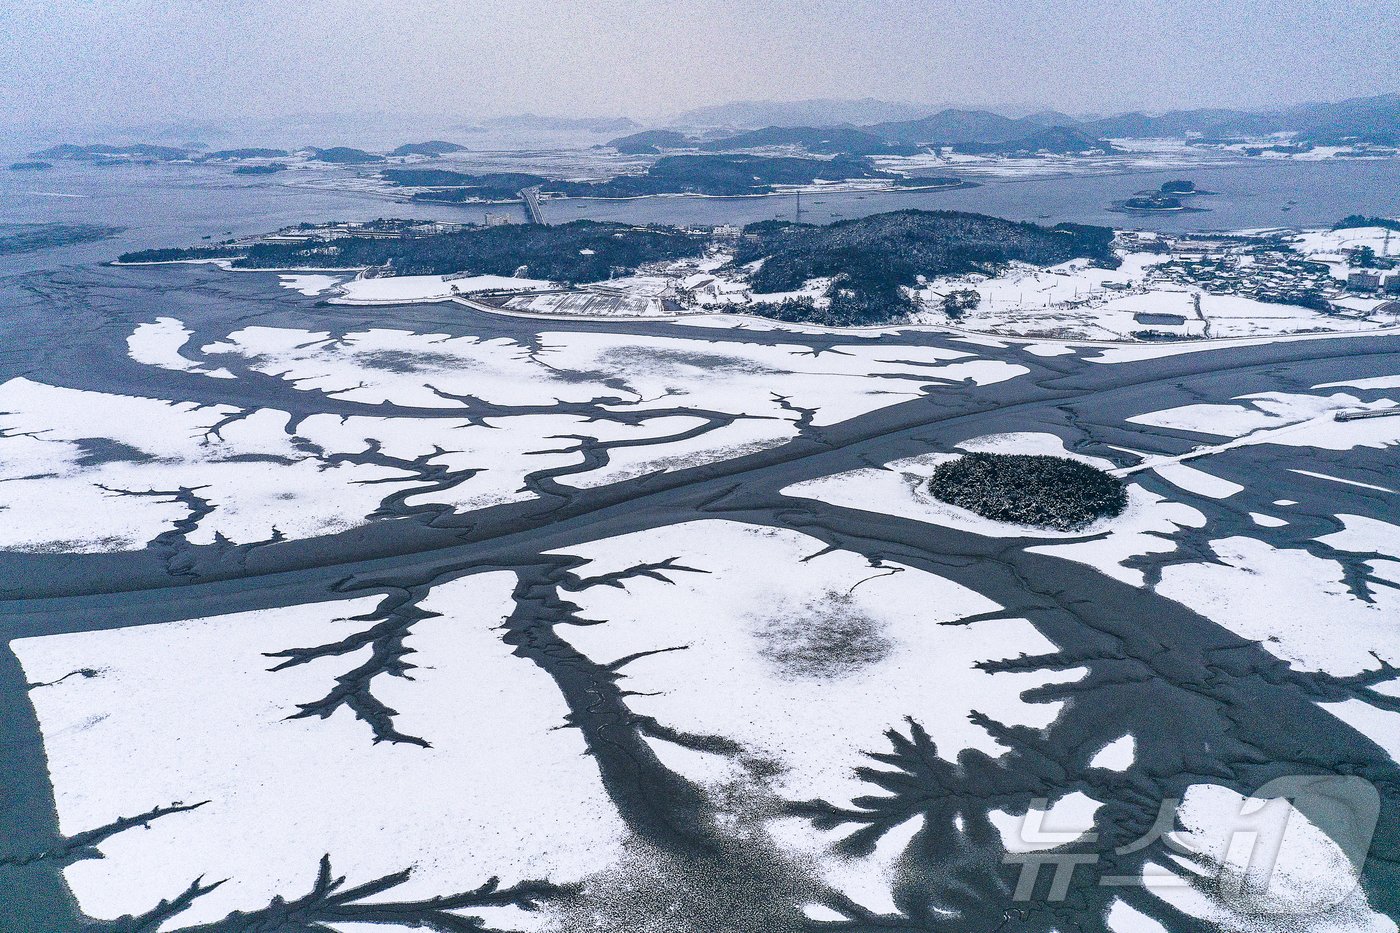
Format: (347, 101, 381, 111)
(738, 210, 1118, 325)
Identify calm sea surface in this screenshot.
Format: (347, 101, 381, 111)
(3, 156, 1398, 277)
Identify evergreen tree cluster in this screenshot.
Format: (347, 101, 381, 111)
(928, 452, 1128, 531)
(735, 211, 1117, 325)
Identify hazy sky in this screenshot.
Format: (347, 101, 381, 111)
(3, 0, 1398, 129)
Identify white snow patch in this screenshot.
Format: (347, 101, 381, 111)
(1317, 513, 1400, 556)
(13, 576, 626, 928)
(771, 813, 924, 915)
(1152, 462, 1244, 499)
(1140, 782, 1392, 932)
(278, 273, 342, 296)
(990, 791, 1102, 853)
(1089, 734, 1136, 771)
(126, 317, 236, 379)
(1314, 375, 1400, 391)
(1320, 699, 1400, 764)
(1086, 330, 1399, 364)
(332, 274, 553, 304)
(0, 379, 406, 551)
(1023, 342, 1075, 357)
(1290, 469, 1397, 494)
(1106, 898, 1168, 932)
(801, 903, 849, 922)
(1128, 390, 1393, 439)
(556, 415, 793, 489)
(1158, 536, 1400, 676)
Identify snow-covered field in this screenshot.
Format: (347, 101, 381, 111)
(870, 140, 1246, 180)
(908, 238, 1399, 341)
(870, 138, 1396, 181)
(1120, 382, 1400, 677)
(14, 577, 628, 929)
(555, 520, 1087, 913)
(332, 273, 556, 304)
(0, 378, 405, 552)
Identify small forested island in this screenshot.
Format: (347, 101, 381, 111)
(205, 148, 290, 160)
(304, 146, 383, 164)
(388, 141, 468, 158)
(605, 129, 694, 154)
(393, 154, 896, 201)
(9, 161, 53, 171)
(1118, 180, 1211, 213)
(32, 142, 191, 162)
(1123, 194, 1185, 212)
(928, 452, 1128, 531)
(233, 163, 288, 175)
(1334, 214, 1400, 232)
(118, 220, 707, 283)
(27, 142, 391, 168)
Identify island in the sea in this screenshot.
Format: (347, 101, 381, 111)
(114, 207, 1399, 339)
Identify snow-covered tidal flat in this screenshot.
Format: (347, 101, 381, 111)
(1, 222, 1399, 933)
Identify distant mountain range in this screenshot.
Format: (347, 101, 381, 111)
(696, 126, 920, 156)
(864, 109, 1051, 145)
(615, 93, 1398, 156)
(1276, 93, 1400, 144)
(27, 92, 1398, 174)
(898, 94, 1400, 146)
(608, 118, 1115, 157)
(952, 126, 1116, 156)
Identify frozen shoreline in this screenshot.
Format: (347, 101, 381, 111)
(110, 255, 1400, 354)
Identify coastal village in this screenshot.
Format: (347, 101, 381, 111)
(267, 216, 1400, 341)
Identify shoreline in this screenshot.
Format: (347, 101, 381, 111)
(111, 257, 1399, 350)
(448, 294, 1399, 349)
(402, 178, 974, 208)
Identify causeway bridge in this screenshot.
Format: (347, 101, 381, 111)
(519, 186, 545, 224)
